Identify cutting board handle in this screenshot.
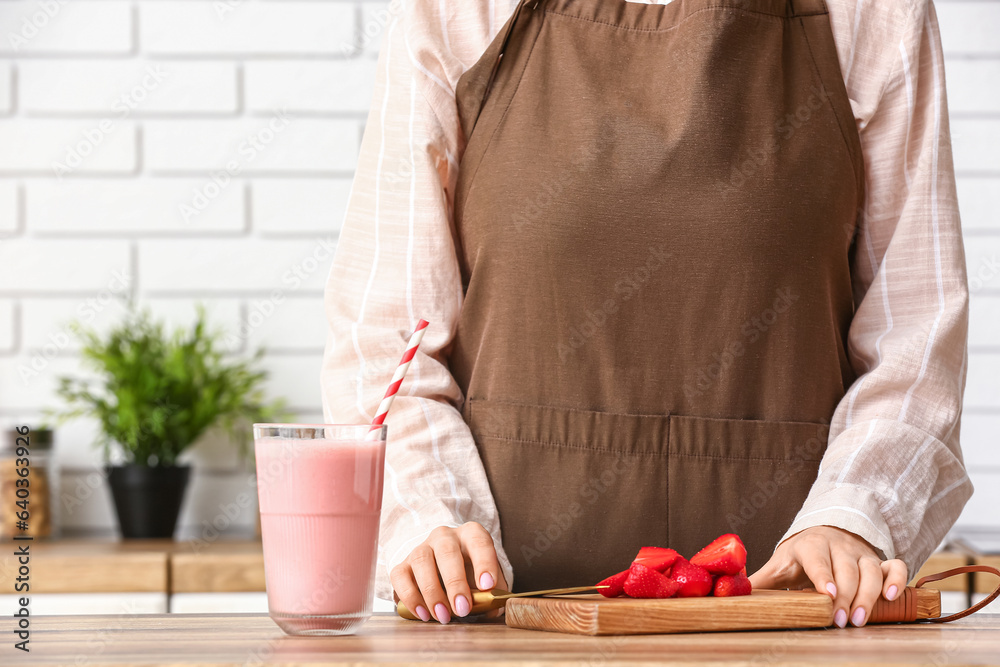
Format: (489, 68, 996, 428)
(911, 564, 1000, 623)
(869, 564, 1000, 624)
(868, 586, 939, 623)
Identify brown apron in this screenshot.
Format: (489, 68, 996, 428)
(449, 0, 865, 592)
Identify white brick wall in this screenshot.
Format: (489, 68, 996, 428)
(143, 118, 359, 173)
(0, 1, 133, 55)
(27, 179, 246, 233)
(0, 300, 13, 352)
(0, 239, 132, 292)
(245, 60, 378, 113)
(0, 180, 16, 233)
(19, 61, 239, 114)
(139, 2, 355, 56)
(0, 0, 378, 537)
(0, 64, 12, 114)
(932, 0, 1000, 535)
(0, 0, 997, 544)
(0, 119, 138, 173)
(251, 178, 352, 234)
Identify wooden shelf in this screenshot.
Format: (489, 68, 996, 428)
(0, 539, 169, 593)
(171, 542, 265, 593)
(975, 555, 1000, 594)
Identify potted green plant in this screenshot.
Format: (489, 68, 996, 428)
(48, 305, 288, 539)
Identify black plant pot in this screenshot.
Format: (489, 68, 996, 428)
(106, 464, 191, 539)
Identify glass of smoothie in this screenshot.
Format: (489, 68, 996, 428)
(253, 423, 386, 635)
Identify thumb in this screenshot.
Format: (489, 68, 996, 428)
(748, 556, 794, 591)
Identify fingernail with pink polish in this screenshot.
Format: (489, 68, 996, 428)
(455, 595, 470, 617)
(834, 608, 847, 628)
(480, 572, 495, 590)
(415, 605, 431, 622)
(886, 585, 898, 601)
(826, 582, 837, 597)
(434, 603, 451, 624)
(851, 607, 866, 627)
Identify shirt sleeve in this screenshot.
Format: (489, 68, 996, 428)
(320, 3, 515, 601)
(774, 0, 974, 579)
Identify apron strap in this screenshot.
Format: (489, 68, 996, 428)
(481, 0, 537, 107)
(914, 564, 1000, 623)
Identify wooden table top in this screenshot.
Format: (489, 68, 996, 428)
(7, 612, 1000, 666)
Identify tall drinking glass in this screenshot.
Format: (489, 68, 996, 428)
(253, 423, 386, 635)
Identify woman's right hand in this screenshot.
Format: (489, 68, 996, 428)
(390, 522, 507, 624)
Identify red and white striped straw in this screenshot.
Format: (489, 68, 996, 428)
(368, 319, 429, 437)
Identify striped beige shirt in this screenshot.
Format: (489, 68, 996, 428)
(321, 0, 973, 601)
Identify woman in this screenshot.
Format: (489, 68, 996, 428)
(321, 0, 973, 629)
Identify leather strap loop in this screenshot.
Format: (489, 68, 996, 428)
(867, 584, 918, 623)
(915, 564, 1000, 623)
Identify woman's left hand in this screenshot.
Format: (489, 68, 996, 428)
(748, 525, 908, 628)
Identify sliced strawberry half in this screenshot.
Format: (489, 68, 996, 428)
(713, 573, 753, 597)
(668, 557, 714, 597)
(690, 533, 747, 576)
(597, 568, 630, 598)
(623, 562, 681, 599)
(632, 546, 682, 574)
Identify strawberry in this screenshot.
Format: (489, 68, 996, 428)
(668, 557, 714, 597)
(623, 562, 681, 599)
(690, 533, 747, 576)
(597, 568, 630, 598)
(713, 573, 753, 597)
(632, 546, 682, 574)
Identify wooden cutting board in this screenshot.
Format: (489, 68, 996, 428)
(505, 588, 940, 636)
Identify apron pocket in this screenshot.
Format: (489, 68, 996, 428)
(466, 399, 669, 592)
(667, 414, 829, 574)
(464, 400, 829, 589)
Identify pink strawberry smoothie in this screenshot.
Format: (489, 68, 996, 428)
(255, 436, 385, 633)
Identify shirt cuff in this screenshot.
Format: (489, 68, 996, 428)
(774, 485, 895, 564)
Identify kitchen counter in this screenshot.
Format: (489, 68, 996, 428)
(8, 612, 1000, 666)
